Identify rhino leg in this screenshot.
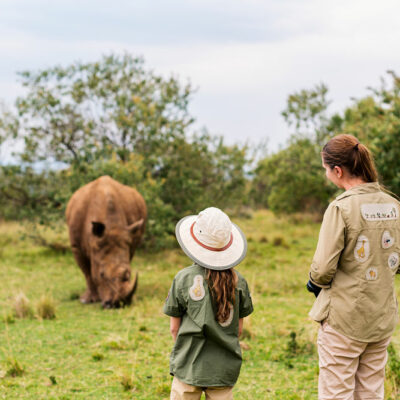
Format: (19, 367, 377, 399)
(80, 273, 100, 304)
(71, 248, 100, 303)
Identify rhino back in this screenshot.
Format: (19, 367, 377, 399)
(66, 176, 147, 256)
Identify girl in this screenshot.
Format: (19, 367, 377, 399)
(307, 134, 400, 399)
(164, 207, 253, 400)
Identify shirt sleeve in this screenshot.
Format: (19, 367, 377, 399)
(163, 276, 187, 317)
(239, 279, 254, 318)
(309, 201, 346, 288)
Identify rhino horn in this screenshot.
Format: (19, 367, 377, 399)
(125, 271, 138, 305)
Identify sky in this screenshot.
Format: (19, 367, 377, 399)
(1, 0, 400, 162)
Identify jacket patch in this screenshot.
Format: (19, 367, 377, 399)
(388, 252, 400, 271)
(354, 235, 370, 263)
(219, 303, 234, 327)
(382, 230, 395, 249)
(189, 275, 205, 301)
(361, 203, 399, 221)
(366, 267, 378, 281)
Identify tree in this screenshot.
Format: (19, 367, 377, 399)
(252, 137, 334, 213)
(252, 84, 336, 213)
(253, 71, 400, 215)
(340, 71, 400, 194)
(281, 83, 336, 146)
(10, 53, 193, 166)
(159, 132, 248, 215)
(0, 53, 250, 248)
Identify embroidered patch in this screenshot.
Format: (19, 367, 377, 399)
(388, 252, 400, 270)
(219, 303, 234, 327)
(382, 230, 395, 249)
(361, 203, 399, 221)
(354, 235, 370, 263)
(189, 275, 205, 301)
(366, 267, 378, 281)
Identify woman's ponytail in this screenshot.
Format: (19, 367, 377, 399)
(322, 134, 378, 182)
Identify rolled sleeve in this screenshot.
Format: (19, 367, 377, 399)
(163, 277, 186, 317)
(239, 281, 254, 318)
(309, 202, 345, 287)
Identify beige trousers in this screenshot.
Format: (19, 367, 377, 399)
(318, 322, 391, 400)
(170, 377, 234, 400)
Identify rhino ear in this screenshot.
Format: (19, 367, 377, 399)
(92, 221, 106, 237)
(127, 219, 144, 235)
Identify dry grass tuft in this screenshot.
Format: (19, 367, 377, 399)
(36, 294, 57, 320)
(272, 235, 288, 247)
(119, 371, 136, 391)
(6, 357, 25, 377)
(91, 352, 104, 361)
(13, 292, 34, 319)
(2, 311, 15, 324)
(101, 334, 129, 350)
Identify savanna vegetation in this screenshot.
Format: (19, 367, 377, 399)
(1, 56, 400, 243)
(1, 53, 400, 398)
(1, 212, 399, 399)
(0, 54, 248, 249)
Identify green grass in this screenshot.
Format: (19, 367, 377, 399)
(1, 211, 400, 399)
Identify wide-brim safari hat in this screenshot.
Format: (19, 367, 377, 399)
(175, 207, 247, 270)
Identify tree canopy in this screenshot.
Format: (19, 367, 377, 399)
(0, 54, 248, 248)
(253, 71, 400, 213)
(1, 54, 400, 239)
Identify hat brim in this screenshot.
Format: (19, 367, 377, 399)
(175, 215, 247, 270)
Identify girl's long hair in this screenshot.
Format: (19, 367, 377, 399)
(322, 134, 378, 182)
(206, 268, 238, 323)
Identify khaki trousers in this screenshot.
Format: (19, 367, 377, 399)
(170, 377, 234, 400)
(318, 322, 391, 400)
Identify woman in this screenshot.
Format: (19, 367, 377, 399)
(307, 134, 400, 400)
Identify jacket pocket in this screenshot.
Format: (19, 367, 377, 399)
(309, 289, 331, 322)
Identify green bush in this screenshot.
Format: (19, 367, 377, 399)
(0, 53, 249, 250)
(252, 137, 335, 213)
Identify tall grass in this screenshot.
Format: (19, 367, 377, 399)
(13, 292, 34, 319)
(0, 211, 399, 399)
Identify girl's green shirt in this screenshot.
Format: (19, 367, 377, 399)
(163, 263, 253, 387)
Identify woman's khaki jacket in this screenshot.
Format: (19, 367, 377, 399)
(309, 182, 400, 342)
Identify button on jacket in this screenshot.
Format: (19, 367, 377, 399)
(163, 264, 253, 387)
(309, 182, 400, 342)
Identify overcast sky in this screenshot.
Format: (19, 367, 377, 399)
(1, 0, 400, 160)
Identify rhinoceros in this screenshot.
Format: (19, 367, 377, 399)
(66, 176, 146, 308)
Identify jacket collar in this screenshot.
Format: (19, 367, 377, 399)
(336, 182, 381, 201)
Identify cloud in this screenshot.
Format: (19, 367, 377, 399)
(0, 0, 400, 151)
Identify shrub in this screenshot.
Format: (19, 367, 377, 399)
(0, 53, 250, 251)
(252, 137, 335, 214)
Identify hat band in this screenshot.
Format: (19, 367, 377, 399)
(190, 222, 233, 252)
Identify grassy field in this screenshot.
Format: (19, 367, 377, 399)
(1, 210, 400, 399)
